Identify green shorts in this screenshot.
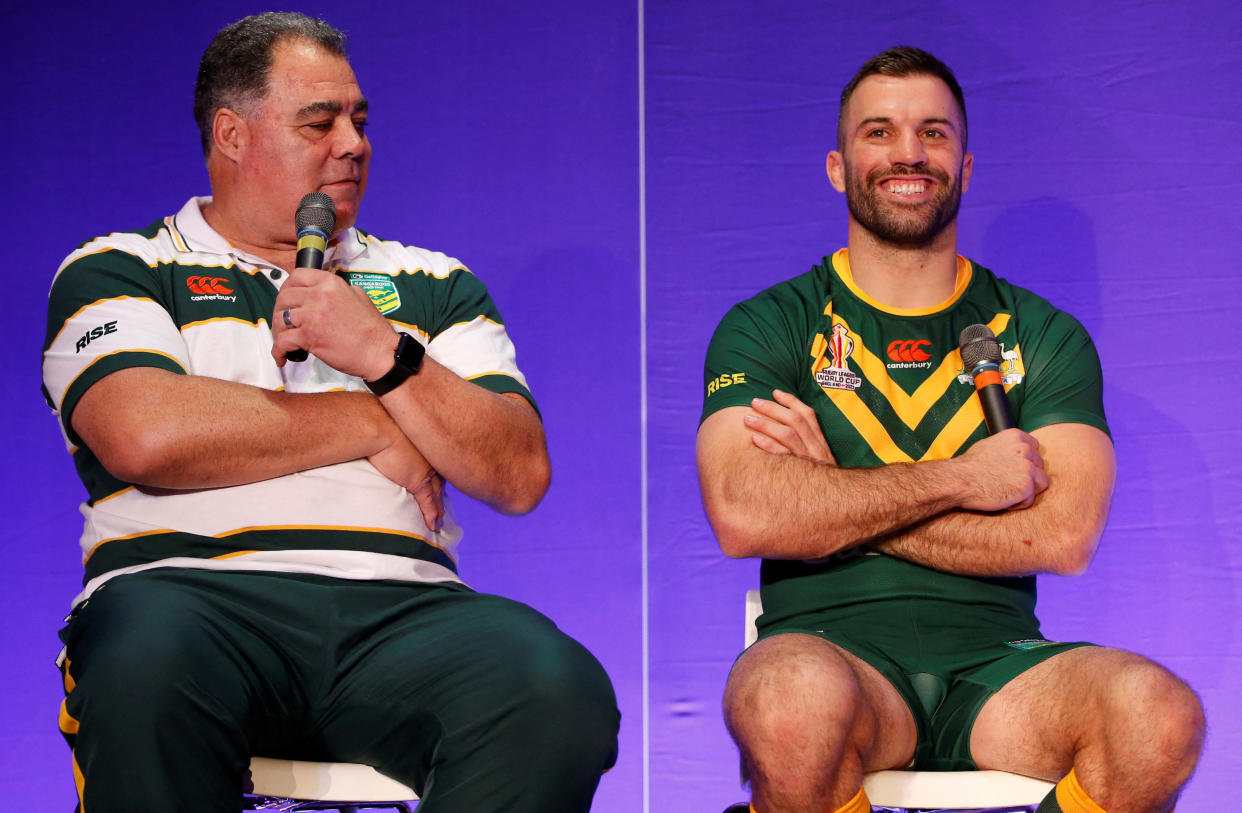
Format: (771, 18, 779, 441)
(757, 598, 1093, 770)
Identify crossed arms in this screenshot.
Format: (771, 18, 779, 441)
(72, 266, 549, 519)
(696, 389, 1115, 578)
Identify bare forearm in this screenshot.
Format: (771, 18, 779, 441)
(872, 502, 1076, 577)
(73, 368, 396, 489)
(701, 435, 967, 559)
(376, 357, 550, 514)
(873, 425, 1115, 577)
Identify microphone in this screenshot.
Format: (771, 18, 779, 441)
(286, 193, 337, 362)
(959, 324, 1014, 434)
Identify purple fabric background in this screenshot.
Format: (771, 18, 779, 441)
(5, 2, 1239, 810)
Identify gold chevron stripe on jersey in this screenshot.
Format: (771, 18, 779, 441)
(811, 310, 1019, 463)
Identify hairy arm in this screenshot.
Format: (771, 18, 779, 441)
(73, 367, 413, 488)
(730, 390, 1115, 576)
(271, 268, 550, 515)
(870, 422, 1115, 576)
(697, 395, 1048, 561)
(71, 367, 444, 526)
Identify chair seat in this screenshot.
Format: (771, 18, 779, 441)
(248, 758, 419, 803)
(864, 769, 1053, 809)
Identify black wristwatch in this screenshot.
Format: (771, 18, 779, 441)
(364, 332, 425, 395)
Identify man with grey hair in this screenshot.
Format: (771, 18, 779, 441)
(43, 13, 618, 812)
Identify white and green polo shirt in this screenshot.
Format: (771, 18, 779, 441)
(43, 197, 536, 603)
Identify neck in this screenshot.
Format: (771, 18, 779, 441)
(844, 219, 961, 310)
(201, 195, 299, 273)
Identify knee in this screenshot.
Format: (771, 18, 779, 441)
(487, 611, 619, 767)
(1105, 660, 1205, 774)
(724, 634, 862, 750)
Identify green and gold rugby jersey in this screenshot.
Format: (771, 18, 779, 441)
(43, 197, 536, 602)
(702, 248, 1109, 627)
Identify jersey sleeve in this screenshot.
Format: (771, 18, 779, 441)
(1014, 304, 1109, 438)
(701, 298, 804, 424)
(424, 264, 539, 416)
(42, 243, 190, 447)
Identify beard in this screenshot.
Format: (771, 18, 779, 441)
(844, 161, 964, 248)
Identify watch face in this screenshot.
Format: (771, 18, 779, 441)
(395, 332, 426, 373)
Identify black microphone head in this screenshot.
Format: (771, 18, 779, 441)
(295, 192, 337, 235)
(959, 323, 1003, 370)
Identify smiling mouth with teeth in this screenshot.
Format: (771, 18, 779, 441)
(886, 181, 927, 195)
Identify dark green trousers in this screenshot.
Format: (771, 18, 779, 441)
(59, 569, 619, 812)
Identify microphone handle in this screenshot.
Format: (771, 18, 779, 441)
(295, 245, 325, 270)
(978, 382, 1014, 434)
(285, 235, 329, 362)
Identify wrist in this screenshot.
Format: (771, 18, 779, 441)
(915, 457, 973, 512)
(364, 331, 426, 396)
(363, 331, 400, 383)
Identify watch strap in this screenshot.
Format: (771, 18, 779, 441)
(364, 332, 425, 395)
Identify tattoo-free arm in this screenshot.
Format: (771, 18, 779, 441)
(270, 268, 550, 515)
(72, 366, 409, 489)
(697, 401, 1048, 560)
(871, 422, 1115, 576)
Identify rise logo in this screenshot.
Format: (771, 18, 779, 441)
(76, 321, 118, 353)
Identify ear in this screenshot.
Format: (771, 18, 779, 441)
(211, 108, 248, 162)
(826, 150, 846, 193)
(961, 152, 973, 193)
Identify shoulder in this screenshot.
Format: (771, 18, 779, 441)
(346, 229, 471, 280)
(966, 260, 1093, 341)
(715, 263, 827, 332)
(57, 217, 181, 276)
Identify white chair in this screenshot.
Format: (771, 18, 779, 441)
(743, 590, 1054, 813)
(245, 757, 418, 812)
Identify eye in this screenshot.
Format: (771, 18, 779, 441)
(353, 119, 369, 134)
(922, 128, 945, 139)
(866, 127, 889, 138)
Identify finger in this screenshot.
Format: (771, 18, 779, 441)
(750, 433, 791, 455)
(412, 484, 440, 530)
(771, 389, 807, 410)
(770, 391, 833, 462)
(748, 397, 786, 419)
(744, 412, 803, 453)
(270, 327, 305, 366)
(1032, 466, 1050, 494)
(285, 266, 334, 284)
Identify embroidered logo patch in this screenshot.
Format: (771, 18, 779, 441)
(347, 272, 401, 315)
(814, 324, 862, 391)
(958, 342, 1025, 386)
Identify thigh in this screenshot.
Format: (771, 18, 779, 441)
(318, 584, 618, 811)
(969, 645, 1154, 779)
(62, 569, 310, 811)
(726, 631, 917, 772)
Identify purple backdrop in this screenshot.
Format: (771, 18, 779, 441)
(5, 1, 1240, 811)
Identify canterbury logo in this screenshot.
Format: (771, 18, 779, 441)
(886, 339, 931, 363)
(186, 276, 234, 295)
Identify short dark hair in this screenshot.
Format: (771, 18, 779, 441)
(837, 46, 967, 149)
(193, 12, 348, 157)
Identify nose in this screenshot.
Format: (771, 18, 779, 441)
(890, 129, 927, 166)
(331, 119, 366, 159)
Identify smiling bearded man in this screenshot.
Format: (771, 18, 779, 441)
(698, 46, 1203, 813)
